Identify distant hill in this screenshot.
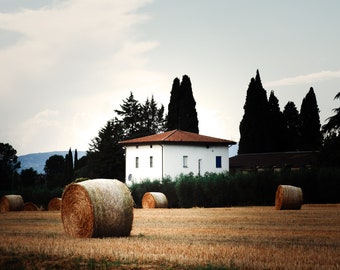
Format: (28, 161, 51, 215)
(18, 151, 86, 174)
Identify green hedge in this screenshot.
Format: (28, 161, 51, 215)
(3, 168, 339, 209)
(130, 168, 340, 208)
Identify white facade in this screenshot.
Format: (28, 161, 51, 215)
(125, 143, 230, 184)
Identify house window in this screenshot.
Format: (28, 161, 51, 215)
(216, 156, 222, 168)
(150, 156, 153, 168)
(183, 156, 188, 168)
(135, 157, 139, 168)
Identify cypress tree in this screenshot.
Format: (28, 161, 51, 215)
(74, 149, 78, 170)
(299, 87, 322, 150)
(283, 101, 301, 151)
(166, 75, 199, 133)
(167, 78, 181, 131)
(239, 70, 269, 154)
(267, 91, 287, 152)
(64, 148, 74, 185)
(179, 75, 199, 133)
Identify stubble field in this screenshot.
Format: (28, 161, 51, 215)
(0, 205, 339, 269)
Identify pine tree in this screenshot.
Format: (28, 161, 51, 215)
(322, 92, 340, 135)
(114, 92, 142, 139)
(283, 101, 301, 151)
(87, 120, 125, 180)
(115, 92, 166, 139)
(166, 75, 199, 133)
(238, 70, 269, 154)
(320, 92, 340, 167)
(140, 95, 166, 136)
(267, 91, 287, 152)
(299, 87, 322, 150)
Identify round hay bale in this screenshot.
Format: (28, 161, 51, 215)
(0, 195, 24, 212)
(48, 197, 61, 211)
(61, 179, 134, 238)
(24, 202, 39, 211)
(142, 192, 168, 208)
(275, 185, 303, 210)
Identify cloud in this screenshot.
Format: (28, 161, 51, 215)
(0, 0, 163, 154)
(264, 70, 340, 88)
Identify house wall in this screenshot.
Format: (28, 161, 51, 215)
(125, 144, 230, 184)
(125, 144, 162, 184)
(162, 145, 230, 179)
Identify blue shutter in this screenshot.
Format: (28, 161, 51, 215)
(216, 156, 222, 168)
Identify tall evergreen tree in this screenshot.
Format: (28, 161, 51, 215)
(87, 120, 125, 181)
(114, 92, 142, 139)
(167, 77, 181, 131)
(140, 95, 166, 136)
(115, 92, 166, 139)
(238, 70, 269, 154)
(74, 149, 78, 170)
(64, 148, 73, 185)
(166, 75, 199, 133)
(299, 87, 322, 150)
(180, 75, 199, 133)
(283, 101, 301, 151)
(267, 91, 287, 152)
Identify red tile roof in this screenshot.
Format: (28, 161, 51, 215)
(119, 129, 236, 146)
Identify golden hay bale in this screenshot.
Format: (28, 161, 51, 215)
(48, 197, 62, 211)
(275, 185, 303, 210)
(142, 192, 168, 208)
(61, 179, 134, 238)
(24, 202, 39, 211)
(0, 195, 24, 212)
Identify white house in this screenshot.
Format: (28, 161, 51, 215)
(119, 129, 236, 184)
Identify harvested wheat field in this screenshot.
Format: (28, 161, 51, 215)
(0, 205, 339, 269)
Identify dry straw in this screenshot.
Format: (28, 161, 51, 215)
(24, 202, 39, 211)
(48, 197, 62, 211)
(142, 192, 168, 208)
(61, 179, 134, 238)
(275, 185, 303, 210)
(0, 195, 24, 212)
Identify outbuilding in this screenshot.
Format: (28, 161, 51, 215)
(119, 129, 236, 184)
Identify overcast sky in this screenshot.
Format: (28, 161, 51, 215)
(1, 0, 339, 155)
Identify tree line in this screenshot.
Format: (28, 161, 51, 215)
(0, 75, 199, 192)
(1, 71, 339, 199)
(239, 70, 322, 153)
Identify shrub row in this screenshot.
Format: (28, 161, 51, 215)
(3, 168, 339, 209)
(130, 168, 340, 208)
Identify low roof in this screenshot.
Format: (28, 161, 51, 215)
(230, 151, 320, 169)
(119, 129, 236, 146)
